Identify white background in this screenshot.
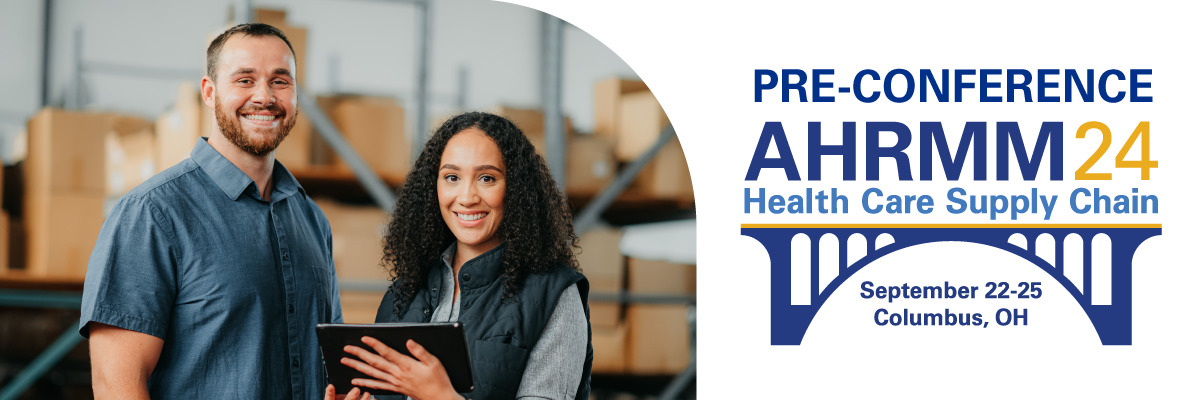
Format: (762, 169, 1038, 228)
(512, 1, 1197, 397)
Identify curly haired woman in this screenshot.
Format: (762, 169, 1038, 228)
(323, 112, 592, 400)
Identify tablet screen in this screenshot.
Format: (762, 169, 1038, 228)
(316, 322, 475, 394)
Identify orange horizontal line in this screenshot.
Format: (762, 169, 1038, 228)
(741, 223, 1162, 229)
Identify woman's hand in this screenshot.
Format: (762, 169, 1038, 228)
(322, 383, 370, 400)
(341, 336, 464, 400)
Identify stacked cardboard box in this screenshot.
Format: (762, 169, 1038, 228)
(0, 210, 8, 272)
(24, 109, 110, 278)
(318, 199, 390, 323)
(156, 82, 206, 172)
(340, 290, 385, 324)
(579, 227, 626, 373)
(317, 198, 390, 280)
(106, 116, 156, 196)
(592, 78, 693, 202)
(255, 9, 313, 170)
(493, 106, 576, 142)
(0, 167, 6, 272)
(615, 91, 668, 162)
(255, 9, 307, 85)
(527, 134, 617, 198)
(625, 258, 695, 375)
(496, 106, 614, 198)
(592, 78, 649, 139)
(628, 136, 693, 201)
(314, 96, 409, 178)
(579, 225, 695, 375)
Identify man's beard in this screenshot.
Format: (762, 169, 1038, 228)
(214, 97, 296, 157)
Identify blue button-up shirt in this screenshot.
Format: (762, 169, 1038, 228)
(80, 137, 342, 399)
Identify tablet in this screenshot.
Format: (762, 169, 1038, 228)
(316, 322, 475, 394)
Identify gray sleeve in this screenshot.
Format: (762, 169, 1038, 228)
(515, 283, 587, 400)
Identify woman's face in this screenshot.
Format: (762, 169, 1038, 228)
(438, 128, 506, 253)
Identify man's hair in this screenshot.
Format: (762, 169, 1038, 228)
(206, 23, 296, 83)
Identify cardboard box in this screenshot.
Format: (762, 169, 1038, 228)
(314, 96, 409, 176)
(593, 78, 649, 139)
(255, 9, 307, 85)
(565, 135, 616, 197)
(589, 302, 621, 331)
(591, 323, 628, 374)
(318, 199, 390, 280)
(628, 136, 693, 202)
(340, 290, 387, 324)
(275, 111, 312, 169)
(525, 135, 617, 198)
(157, 80, 310, 170)
(25, 108, 110, 196)
(493, 106, 575, 141)
(616, 91, 670, 162)
(106, 115, 156, 196)
(580, 227, 624, 329)
(626, 304, 691, 375)
(579, 227, 624, 292)
(627, 258, 696, 295)
(24, 192, 105, 278)
(0, 211, 9, 272)
(156, 82, 204, 172)
(7, 216, 25, 272)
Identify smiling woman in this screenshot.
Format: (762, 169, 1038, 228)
(324, 112, 590, 400)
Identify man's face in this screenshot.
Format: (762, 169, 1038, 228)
(208, 34, 298, 156)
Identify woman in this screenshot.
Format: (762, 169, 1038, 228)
(324, 112, 592, 400)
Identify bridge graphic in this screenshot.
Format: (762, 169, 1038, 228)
(741, 224, 1162, 346)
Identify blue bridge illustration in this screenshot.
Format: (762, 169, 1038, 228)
(741, 224, 1162, 345)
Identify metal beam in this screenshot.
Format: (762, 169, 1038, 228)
(587, 291, 695, 305)
(542, 14, 565, 190)
(83, 61, 199, 81)
(0, 322, 83, 400)
(40, 0, 52, 107)
(657, 360, 696, 400)
(0, 290, 85, 400)
(297, 89, 397, 211)
(336, 0, 431, 164)
(233, 0, 253, 24)
(572, 124, 676, 234)
(65, 26, 82, 110)
(0, 289, 82, 309)
(412, 0, 430, 162)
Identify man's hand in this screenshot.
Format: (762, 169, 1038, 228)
(88, 322, 164, 400)
(323, 383, 371, 400)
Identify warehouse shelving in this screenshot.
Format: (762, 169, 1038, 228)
(0, 1, 696, 398)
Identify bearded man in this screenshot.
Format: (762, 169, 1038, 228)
(79, 23, 342, 399)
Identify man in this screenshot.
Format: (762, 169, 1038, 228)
(79, 23, 341, 399)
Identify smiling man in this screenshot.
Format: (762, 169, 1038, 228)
(80, 23, 341, 399)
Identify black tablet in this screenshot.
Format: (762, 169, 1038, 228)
(316, 322, 475, 394)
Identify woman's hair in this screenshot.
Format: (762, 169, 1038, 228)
(382, 111, 580, 309)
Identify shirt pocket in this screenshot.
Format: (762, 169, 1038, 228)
(306, 258, 335, 316)
(470, 339, 529, 397)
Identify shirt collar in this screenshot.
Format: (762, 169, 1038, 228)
(190, 137, 305, 202)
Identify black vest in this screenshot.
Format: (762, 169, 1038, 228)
(375, 244, 593, 400)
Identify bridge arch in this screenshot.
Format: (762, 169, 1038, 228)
(741, 224, 1161, 345)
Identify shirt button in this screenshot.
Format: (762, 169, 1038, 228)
(292, 358, 299, 367)
(289, 305, 295, 313)
(462, 273, 471, 282)
(423, 308, 431, 315)
(282, 252, 289, 261)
